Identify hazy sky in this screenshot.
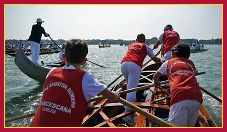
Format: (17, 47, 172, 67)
(5, 4, 222, 40)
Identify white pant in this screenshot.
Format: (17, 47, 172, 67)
(168, 100, 201, 127)
(121, 62, 141, 111)
(29, 41, 40, 64)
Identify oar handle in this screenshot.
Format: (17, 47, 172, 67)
(119, 97, 173, 127)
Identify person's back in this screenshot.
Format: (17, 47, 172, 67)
(28, 24, 45, 43)
(31, 39, 119, 127)
(31, 68, 88, 127)
(121, 33, 160, 68)
(153, 24, 180, 61)
(121, 41, 148, 68)
(28, 18, 49, 64)
(153, 44, 202, 126)
(162, 29, 180, 54)
(121, 34, 160, 109)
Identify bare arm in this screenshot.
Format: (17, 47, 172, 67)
(99, 89, 120, 103)
(153, 40, 161, 50)
(153, 71, 163, 86)
(146, 45, 161, 63)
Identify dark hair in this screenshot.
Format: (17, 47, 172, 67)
(65, 39, 88, 64)
(172, 43, 190, 58)
(164, 24, 173, 31)
(136, 33, 146, 43)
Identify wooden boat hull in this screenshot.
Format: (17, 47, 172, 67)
(82, 62, 217, 127)
(14, 46, 50, 82)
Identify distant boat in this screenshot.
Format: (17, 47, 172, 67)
(189, 42, 208, 53)
(98, 43, 111, 48)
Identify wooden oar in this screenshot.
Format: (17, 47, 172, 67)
(48, 36, 106, 68)
(89, 84, 153, 102)
(5, 113, 35, 122)
(119, 97, 173, 127)
(90, 80, 169, 102)
(200, 86, 222, 103)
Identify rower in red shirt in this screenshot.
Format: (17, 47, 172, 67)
(121, 33, 161, 112)
(31, 39, 120, 127)
(153, 43, 203, 127)
(153, 24, 180, 61)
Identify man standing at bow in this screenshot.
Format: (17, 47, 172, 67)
(28, 18, 49, 64)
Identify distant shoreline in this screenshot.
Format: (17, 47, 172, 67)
(5, 38, 222, 45)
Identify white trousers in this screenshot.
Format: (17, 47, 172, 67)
(121, 62, 141, 111)
(168, 100, 201, 127)
(29, 41, 40, 64)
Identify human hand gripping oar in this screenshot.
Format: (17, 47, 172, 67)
(48, 36, 106, 68)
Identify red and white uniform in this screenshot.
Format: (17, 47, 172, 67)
(159, 30, 180, 60)
(31, 65, 106, 127)
(121, 42, 148, 68)
(158, 58, 203, 105)
(157, 58, 203, 126)
(121, 42, 155, 111)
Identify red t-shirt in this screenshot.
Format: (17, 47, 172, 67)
(121, 42, 147, 68)
(167, 58, 203, 106)
(162, 30, 180, 54)
(31, 68, 88, 127)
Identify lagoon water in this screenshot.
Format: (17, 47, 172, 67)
(5, 44, 222, 127)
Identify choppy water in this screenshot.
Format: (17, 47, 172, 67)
(5, 44, 222, 127)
